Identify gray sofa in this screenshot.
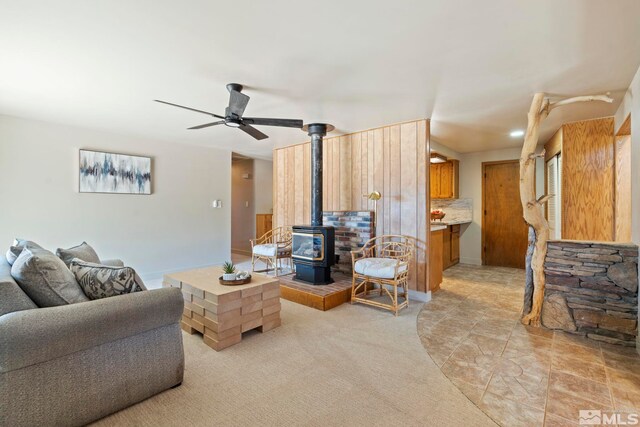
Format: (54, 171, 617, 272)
(0, 258, 185, 426)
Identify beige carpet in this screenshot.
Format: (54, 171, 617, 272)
(93, 298, 496, 426)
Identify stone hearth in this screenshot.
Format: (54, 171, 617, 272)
(322, 211, 374, 274)
(542, 240, 638, 346)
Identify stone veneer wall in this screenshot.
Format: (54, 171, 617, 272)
(541, 240, 639, 346)
(323, 211, 374, 273)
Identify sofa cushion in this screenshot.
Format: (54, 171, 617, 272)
(5, 239, 42, 266)
(11, 246, 89, 307)
(0, 260, 37, 316)
(252, 243, 289, 257)
(56, 241, 101, 267)
(69, 259, 143, 300)
(354, 257, 407, 279)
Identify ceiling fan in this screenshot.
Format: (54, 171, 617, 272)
(154, 83, 303, 140)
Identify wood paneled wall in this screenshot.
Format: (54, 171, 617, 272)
(273, 119, 430, 292)
(562, 117, 615, 241)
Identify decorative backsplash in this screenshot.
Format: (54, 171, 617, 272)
(430, 198, 473, 224)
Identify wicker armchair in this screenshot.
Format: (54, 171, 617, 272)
(350, 235, 415, 316)
(250, 226, 293, 277)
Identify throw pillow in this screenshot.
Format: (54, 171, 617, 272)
(56, 242, 100, 267)
(5, 239, 42, 266)
(11, 245, 89, 307)
(69, 259, 143, 300)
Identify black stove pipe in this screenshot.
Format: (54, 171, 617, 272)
(304, 123, 334, 227)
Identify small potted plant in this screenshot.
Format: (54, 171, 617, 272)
(222, 261, 237, 281)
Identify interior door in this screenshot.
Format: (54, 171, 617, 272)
(483, 160, 528, 268)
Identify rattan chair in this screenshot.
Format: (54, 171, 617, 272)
(350, 235, 415, 316)
(250, 226, 293, 277)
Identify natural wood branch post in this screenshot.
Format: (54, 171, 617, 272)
(519, 92, 613, 326)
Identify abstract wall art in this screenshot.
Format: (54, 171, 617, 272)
(79, 149, 152, 194)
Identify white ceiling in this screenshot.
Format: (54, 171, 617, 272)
(1, 1, 639, 158)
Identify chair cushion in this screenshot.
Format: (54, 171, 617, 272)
(354, 257, 407, 279)
(11, 246, 89, 307)
(253, 244, 289, 257)
(69, 259, 143, 300)
(56, 241, 101, 267)
(5, 239, 42, 266)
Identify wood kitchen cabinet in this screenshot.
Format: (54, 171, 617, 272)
(442, 224, 461, 270)
(430, 159, 459, 199)
(430, 229, 444, 291)
(255, 213, 273, 239)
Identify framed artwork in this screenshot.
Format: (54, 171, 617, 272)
(79, 149, 152, 194)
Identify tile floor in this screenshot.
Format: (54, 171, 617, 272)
(417, 263, 640, 427)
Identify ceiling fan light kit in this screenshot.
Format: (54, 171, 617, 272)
(155, 83, 303, 140)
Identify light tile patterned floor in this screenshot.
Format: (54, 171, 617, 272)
(417, 264, 640, 427)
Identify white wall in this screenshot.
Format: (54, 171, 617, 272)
(613, 64, 640, 351)
(231, 158, 255, 253)
(253, 159, 273, 215)
(0, 115, 231, 280)
(456, 146, 544, 265)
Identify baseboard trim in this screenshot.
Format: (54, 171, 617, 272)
(231, 249, 252, 256)
(409, 290, 431, 303)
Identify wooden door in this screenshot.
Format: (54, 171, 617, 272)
(482, 161, 528, 268)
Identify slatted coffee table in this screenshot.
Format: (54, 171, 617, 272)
(163, 267, 281, 351)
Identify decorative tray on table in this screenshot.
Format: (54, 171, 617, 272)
(218, 275, 252, 286)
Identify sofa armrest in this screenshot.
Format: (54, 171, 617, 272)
(0, 287, 183, 373)
(100, 258, 125, 267)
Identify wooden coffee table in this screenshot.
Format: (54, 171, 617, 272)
(163, 267, 281, 351)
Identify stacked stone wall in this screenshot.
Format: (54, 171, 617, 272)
(542, 241, 638, 346)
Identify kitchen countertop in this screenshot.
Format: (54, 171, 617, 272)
(431, 220, 472, 226)
(430, 224, 447, 232)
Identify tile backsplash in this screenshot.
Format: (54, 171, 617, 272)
(431, 198, 473, 223)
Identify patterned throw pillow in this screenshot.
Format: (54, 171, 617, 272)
(69, 259, 143, 300)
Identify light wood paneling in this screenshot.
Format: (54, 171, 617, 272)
(615, 134, 632, 242)
(272, 119, 430, 292)
(562, 117, 615, 241)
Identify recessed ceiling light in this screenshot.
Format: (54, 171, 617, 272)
(510, 130, 525, 138)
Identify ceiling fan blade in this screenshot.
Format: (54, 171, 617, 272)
(228, 90, 250, 117)
(239, 124, 268, 140)
(187, 120, 226, 130)
(154, 100, 225, 119)
(242, 117, 303, 128)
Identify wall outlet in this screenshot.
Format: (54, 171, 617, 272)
(212, 200, 223, 208)
(245, 201, 249, 207)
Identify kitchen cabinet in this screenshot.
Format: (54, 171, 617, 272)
(256, 213, 273, 239)
(430, 228, 444, 291)
(442, 224, 460, 270)
(430, 160, 459, 199)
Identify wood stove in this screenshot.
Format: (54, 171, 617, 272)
(292, 225, 335, 284)
(292, 123, 336, 285)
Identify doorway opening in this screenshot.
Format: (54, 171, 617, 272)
(231, 153, 273, 261)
